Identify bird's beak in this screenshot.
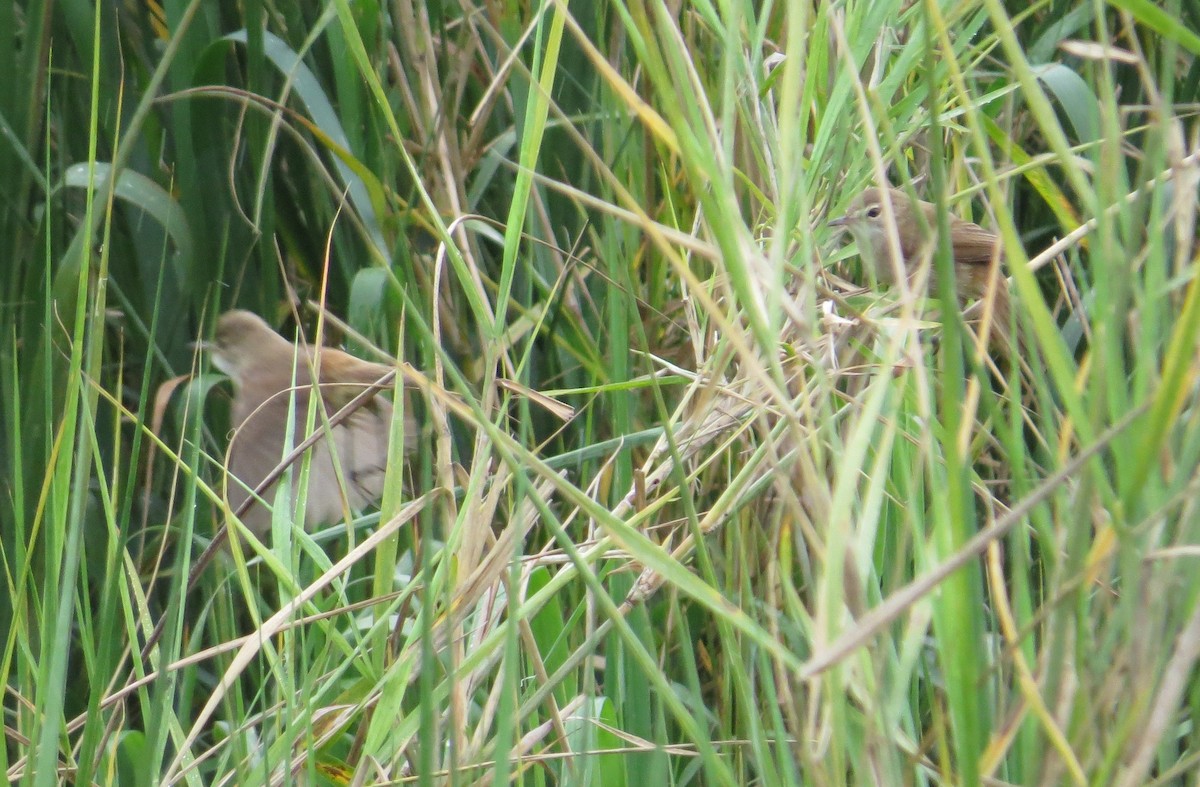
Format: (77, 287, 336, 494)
(828, 215, 851, 229)
(190, 340, 213, 353)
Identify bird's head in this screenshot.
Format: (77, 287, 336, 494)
(204, 310, 295, 385)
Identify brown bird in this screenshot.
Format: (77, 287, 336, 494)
(205, 309, 416, 536)
(829, 186, 1011, 329)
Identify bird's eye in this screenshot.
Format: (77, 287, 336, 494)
(865, 206, 881, 219)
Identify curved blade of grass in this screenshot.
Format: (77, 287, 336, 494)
(221, 28, 390, 259)
(60, 163, 194, 266)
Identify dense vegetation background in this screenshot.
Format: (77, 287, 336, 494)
(2, 0, 1199, 783)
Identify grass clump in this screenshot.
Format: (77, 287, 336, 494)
(1, 1, 1198, 784)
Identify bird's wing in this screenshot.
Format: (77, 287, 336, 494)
(306, 346, 394, 409)
(336, 399, 394, 507)
(949, 218, 1002, 265)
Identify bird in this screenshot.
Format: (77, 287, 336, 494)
(203, 309, 417, 536)
(829, 186, 1011, 330)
